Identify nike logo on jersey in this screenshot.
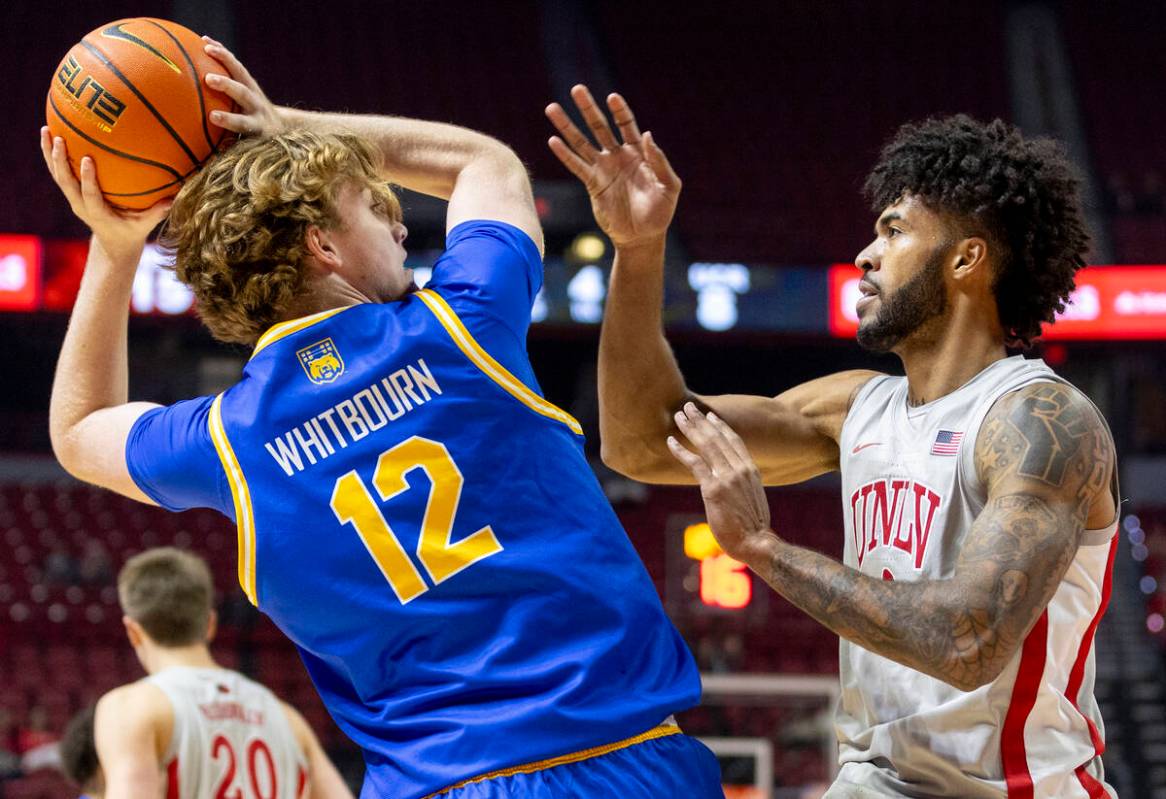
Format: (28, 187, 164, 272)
(851, 442, 883, 454)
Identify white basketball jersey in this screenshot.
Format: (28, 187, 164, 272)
(832, 356, 1118, 799)
(147, 666, 308, 799)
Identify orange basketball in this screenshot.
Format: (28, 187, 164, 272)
(45, 18, 235, 210)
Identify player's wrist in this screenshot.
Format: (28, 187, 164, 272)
(732, 528, 783, 572)
(274, 105, 301, 132)
(613, 234, 667, 253)
(88, 234, 145, 275)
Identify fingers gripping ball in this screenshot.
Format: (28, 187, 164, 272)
(45, 18, 236, 210)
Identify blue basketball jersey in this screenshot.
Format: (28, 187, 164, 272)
(126, 221, 703, 799)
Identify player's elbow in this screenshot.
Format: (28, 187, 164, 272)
(942, 643, 1012, 692)
(51, 428, 107, 488)
(600, 439, 639, 476)
(600, 440, 670, 483)
(50, 427, 87, 481)
(472, 140, 530, 186)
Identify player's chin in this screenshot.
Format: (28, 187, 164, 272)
(855, 323, 896, 354)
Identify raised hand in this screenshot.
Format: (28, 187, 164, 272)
(545, 85, 680, 248)
(201, 37, 284, 138)
(40, 128, 172, 260)
(667, 403, 777, 563)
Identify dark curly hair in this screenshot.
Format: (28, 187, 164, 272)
(864, 115, 1089, 347)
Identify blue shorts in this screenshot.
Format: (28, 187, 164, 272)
(439, 729, 723, 798)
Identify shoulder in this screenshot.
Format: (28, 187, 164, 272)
(438, 219, 542, 281)
(126, 394, 229, 514)
(98, 680, 170, 713)
(95, 681, 173, 736)
(776, 370, 884, 411)
(840, 369, 889, 412)
(975, 381, 1114, 517)
(445, 219, 540, 249)
(774, 370, 885, 439)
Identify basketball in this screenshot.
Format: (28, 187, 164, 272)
(45, 18, 235, 210)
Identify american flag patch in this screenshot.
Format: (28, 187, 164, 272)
(931, 430, 964, 456)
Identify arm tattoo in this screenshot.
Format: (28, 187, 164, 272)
(760, 382, 1114, 692)
(1005, 384, 1090, 486)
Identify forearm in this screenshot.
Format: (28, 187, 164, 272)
(743, 535, 998, 691)
(277, 107, 516, 199)
(49, 237, 140, 458)
(599, 238, 691, 469)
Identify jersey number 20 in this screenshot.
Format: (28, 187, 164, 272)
(330, 436, 503, 603)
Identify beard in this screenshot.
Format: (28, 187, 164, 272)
(856, 247, 948, 353)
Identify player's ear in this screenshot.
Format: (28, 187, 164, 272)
(304, 225, 341, 271)
(951, 236, 989, 284)
(122, 615, 144, 647)
(205, 609, 218, 643)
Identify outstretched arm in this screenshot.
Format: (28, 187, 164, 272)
(42, 130, 171, 501)
(546, 86, 877, 485)
(201, 38, 541, 252)
(668, 382, 1115, 691)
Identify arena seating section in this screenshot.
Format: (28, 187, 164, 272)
(0, 479, 842, 795)
(1135, 507, 1166, 648)
(1061, 3, 1166, 264)
(592, 0, 1011, 263)
(12, 1, 1162, 266)
(5, 0, 557, 241)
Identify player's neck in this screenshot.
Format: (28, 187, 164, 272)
(897, 317, 1007, 407)
(143, 643, 220, 675)
(279, 274, 372, 323)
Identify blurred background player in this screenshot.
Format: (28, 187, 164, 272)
(86, 547, 350, 798)
(59, 705, 101, 798)
(40, 34, 722, 799)
(547, 87, 1119, 797)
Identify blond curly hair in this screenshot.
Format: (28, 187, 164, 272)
(161, 130, 401, 345)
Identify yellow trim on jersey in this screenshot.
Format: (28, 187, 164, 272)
(422, 722, 681, 798)
(251, 306, 356, 357)
(415, 289, 583, 436)
(208, 394, 258, 606)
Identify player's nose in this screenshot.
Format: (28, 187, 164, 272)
(395, 222, 408, 244)
(855, 241, 878, 272)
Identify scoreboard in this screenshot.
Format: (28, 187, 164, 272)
(685, 523, 753, 610)
(666, 516, 768, 621)
(828, 263, 1166, 340)
(5, 233, 1166, 340)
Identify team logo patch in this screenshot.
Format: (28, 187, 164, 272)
(297, 338, 345, 384)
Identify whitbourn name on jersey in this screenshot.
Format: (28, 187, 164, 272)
(265, 358, 443, 476)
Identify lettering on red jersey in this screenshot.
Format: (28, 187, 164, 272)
(849, 478, 942, 571)
(199, 701, 265, 725)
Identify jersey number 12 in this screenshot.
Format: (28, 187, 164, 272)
(330, 436, 503, 603)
